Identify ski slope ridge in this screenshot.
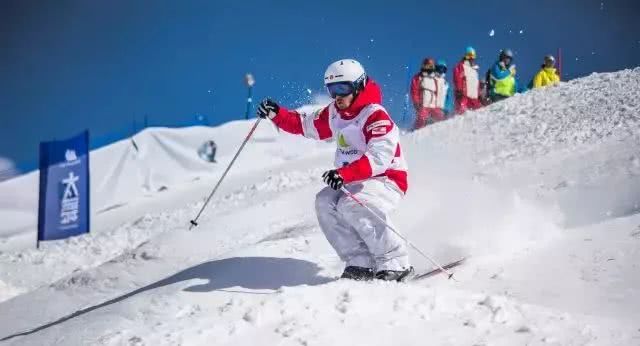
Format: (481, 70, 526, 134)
(0, 68, 639, 345)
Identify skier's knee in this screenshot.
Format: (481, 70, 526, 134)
(315, 187, 336, 212)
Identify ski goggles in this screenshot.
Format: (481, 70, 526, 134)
(326, 82, 355, 98)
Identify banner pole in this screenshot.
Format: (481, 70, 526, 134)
(557, 47, 563, 81)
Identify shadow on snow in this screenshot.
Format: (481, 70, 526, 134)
(1, 256, 332, 341)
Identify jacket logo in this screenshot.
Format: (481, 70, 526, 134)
(339, 148, 359, 155)
(338, 133, 349, 148)
(366, 120, 391, 132)
(371, 127, 387, 135)
(337, 133, 358, 155)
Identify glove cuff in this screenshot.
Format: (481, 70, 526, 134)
(268, 102, 280, 119)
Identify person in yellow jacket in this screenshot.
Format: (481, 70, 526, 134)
(532, 55, 560, 88)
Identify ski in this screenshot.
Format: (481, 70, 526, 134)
(411, 257, 467, 281)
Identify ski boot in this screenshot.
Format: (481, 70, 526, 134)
(340, 266, 375, 281)
(375, 266, 414, 282)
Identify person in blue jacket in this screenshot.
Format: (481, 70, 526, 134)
(487, 49, 525, 103)
(435, 59, 454, 117)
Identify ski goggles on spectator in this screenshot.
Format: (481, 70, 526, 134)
(326, 82, 355, 98)
(436, 65, 447, 74)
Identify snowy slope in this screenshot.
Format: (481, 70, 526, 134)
(0, 122, 332, 250)
(1, 68, 639, 345)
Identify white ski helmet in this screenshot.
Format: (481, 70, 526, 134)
(324, 59, 367, 92)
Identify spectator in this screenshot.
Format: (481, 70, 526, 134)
(487, 49, 521, 103)
(453, 46, 483, 114)
(435, 59, 454, 117)
(410, 58, 446, 129)
(532, 55, 560, 88)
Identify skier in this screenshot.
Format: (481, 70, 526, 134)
(434, 59, 454, 117)
(453, 46, 483, 115)
(487, 49, 522, 103)
(410, 57, 446, 129)
(256, 59, 412, 282)
(532, 55, 560, 88)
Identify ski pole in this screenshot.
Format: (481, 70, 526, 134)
(189, 117, 262, 229)
(340, 186, 457, 280)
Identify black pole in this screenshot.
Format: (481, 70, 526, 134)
(245, 85, 253, 120)
(189, 118, 262, 229)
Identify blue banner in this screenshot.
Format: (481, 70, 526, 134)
(37, 130, 90, 243)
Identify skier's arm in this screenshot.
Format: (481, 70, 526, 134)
(258, 99, 332, 140)
(274, 106, 332, 140)
(270, 106, 304, 134)
(337, 110, 397, 183)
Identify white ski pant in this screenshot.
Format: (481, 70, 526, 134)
(315, 178, 410, 271)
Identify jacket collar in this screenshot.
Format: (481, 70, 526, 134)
(334, 78, 382, 119)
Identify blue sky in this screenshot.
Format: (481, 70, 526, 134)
(2, 0, 639, 172)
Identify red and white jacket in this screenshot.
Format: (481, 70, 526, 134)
(453, 60, 481, 99)
(271, 79, 408, 193)
(410, 72, 448, 109)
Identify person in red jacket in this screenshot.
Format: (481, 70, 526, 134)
(256, 59, 412, 282)
(410, 57, 446, 129)
(453, 46, 483, 115)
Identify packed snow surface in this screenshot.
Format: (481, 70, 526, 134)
(0, 68, 639, 345)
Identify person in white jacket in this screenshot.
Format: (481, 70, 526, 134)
(256, 59, 412, 281)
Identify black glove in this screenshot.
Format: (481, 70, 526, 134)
(322, 170, 344, 190)
(256, 99, 280, 119)
(455, 90, 464, 98)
